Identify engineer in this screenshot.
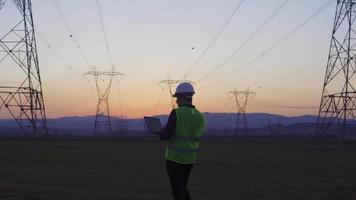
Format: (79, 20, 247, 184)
(156, 82, 206, 200)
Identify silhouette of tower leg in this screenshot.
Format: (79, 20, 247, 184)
(235, 112, 240, 135)
(94, 98, 112, 136)
(242, 111, 248, 136)
(0, 0, 48, 137)
(316, 0, 356, 141)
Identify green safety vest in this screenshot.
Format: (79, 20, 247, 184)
(165, 106, 206, 164)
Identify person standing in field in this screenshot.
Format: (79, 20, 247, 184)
(156, 82, 206, 200)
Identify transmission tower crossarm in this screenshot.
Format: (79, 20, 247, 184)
(159, 76, 194, 109)
(84, 70, 124, 76)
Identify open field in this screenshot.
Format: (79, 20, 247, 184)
(0, 137, 355, 200)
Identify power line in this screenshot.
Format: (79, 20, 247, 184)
(96, 0, 114, 69)
(199, 0, 335, 90)
(51, 0, 92, 67)
(197, 0, 291, 83)
(183, 0, 245, 79)
(219, 97, 234, 111)
(113, 76, 123, 133)
(114, 75, 123, 117)
(36, 31, 82, 77)
(36, 30, 97, 100)
(50, 0, 100, 100)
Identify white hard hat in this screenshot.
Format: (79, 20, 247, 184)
(173, 82, 195, 97)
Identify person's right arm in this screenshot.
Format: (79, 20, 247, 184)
(155, 109, 176, 140)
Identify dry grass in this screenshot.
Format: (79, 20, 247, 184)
(0, 138, 355, 200)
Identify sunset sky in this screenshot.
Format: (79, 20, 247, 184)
(0, 0, 337, 118)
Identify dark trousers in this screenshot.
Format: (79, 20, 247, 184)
(166, 159, 194, 200)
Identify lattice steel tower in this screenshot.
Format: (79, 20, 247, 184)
(228, 87, 255, 135)
(159, 75, 194, 109)
(84, 70, 123, 136)
(0, 0, 48, 136)
(316, 0, 356, 140)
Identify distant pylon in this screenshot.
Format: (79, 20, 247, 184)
(159, 75, 194, 109)
(0, 0, 48, 137)
(84, 69, 123, 136)
(228, 87, 255, 135)
(316, 0, 356, 141)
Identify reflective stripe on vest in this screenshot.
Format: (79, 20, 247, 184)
(168, 143, 198, 153)
(172, 135, 201, 142)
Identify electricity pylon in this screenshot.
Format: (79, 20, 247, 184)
(0, 0, 48, 137)
(159, 75, 194, 109)
(228, 87, 255, 135)
(316, 0, 356, 141)
(84, 70, 123, 136)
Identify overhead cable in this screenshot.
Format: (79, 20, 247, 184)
(115, 76, 123, 118)
(36, 31, 81, 77)
(96, 0, 114, 70)
(36, 30, 97, 100)
(198, 0, 291, 83)
(183, 0, 245, 79)
(51, 0, 92, 67)
(199, 0, 335, 90)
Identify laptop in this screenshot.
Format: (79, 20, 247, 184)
(144, 116, 162, 134)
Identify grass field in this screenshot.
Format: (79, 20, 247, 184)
(0, 137, 355, 200)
